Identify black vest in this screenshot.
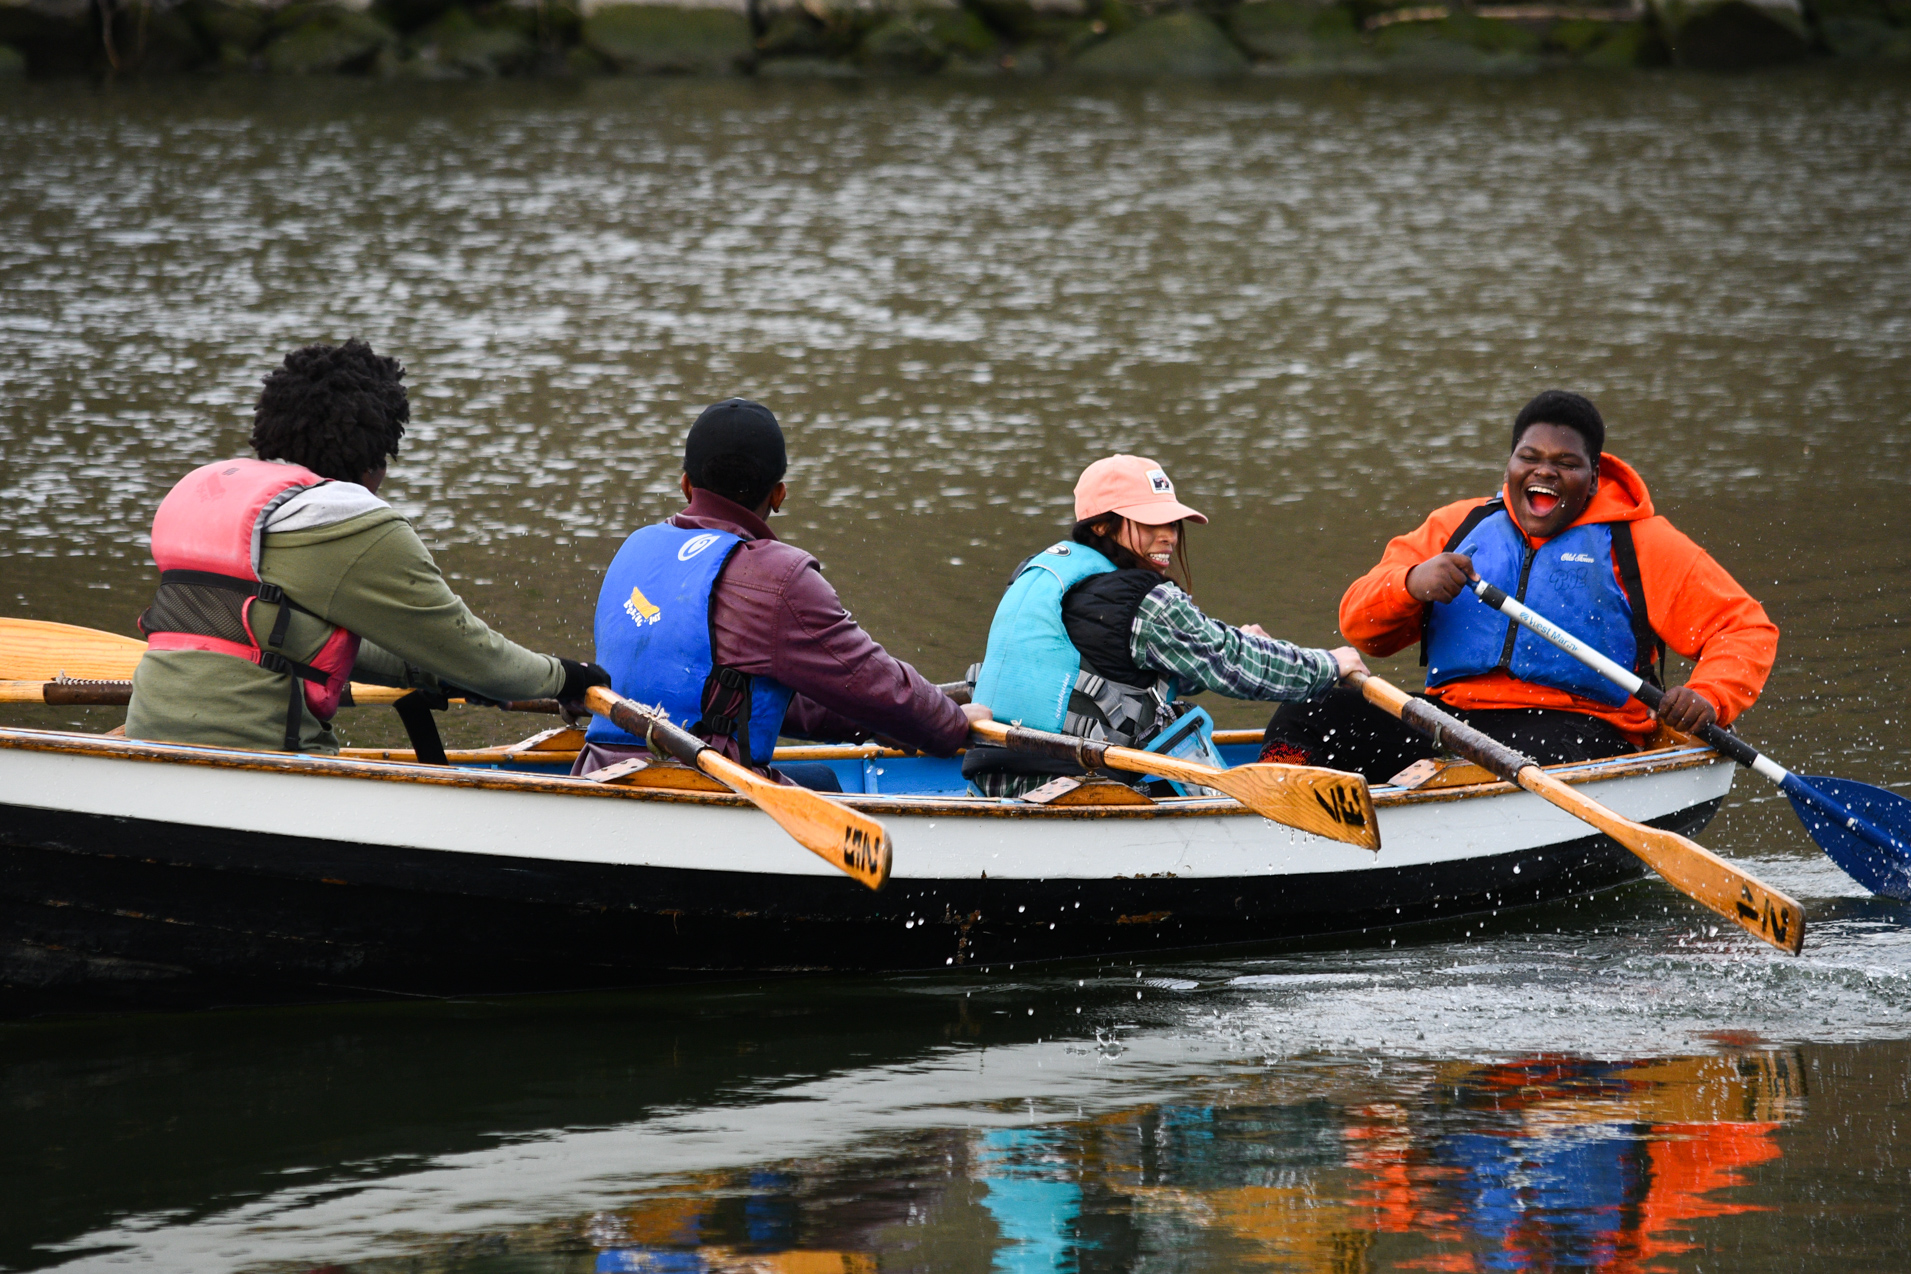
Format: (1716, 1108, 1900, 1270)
(1061, 569, 1161, 686)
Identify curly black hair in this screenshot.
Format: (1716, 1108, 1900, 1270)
(1512, 389, 1605, 459)
(250, 340, 408, 482)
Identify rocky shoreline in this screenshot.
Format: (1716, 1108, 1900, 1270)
(0, 0, 1905, 82)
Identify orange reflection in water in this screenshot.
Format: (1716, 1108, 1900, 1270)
(582, 1051, 1800, 1274)
(1335, 1052, 1797, 1273)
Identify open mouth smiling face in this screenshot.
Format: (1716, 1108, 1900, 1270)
(1117, 519, 1181, 573)
(1506, 423, 1596, 538)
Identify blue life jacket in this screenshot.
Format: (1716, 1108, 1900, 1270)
(1424, 509, 1641, 707)
(585, 523, 795, 765)
(971, 541, 1119, 732)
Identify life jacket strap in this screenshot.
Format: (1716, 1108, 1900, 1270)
(1061, 667, 1173, 750)
(691, 664, 751, 749)
(1420, 496, 1506, 668)
(143, 568, 332, 752)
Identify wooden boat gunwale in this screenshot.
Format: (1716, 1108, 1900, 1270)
(0, 723, 1724, 820)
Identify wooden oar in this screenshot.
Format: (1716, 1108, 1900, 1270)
(0, 619, 555, 713)
(583, 685, 891, 890)
(1349, 670, 1804, 954)
(0, 678, 557, 714)
(1471, 578, 1911, 900)
(968, 718, 1379, 849)
(0, 617, 143, 681)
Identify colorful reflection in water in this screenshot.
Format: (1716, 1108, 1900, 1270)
(581, 1050, 1798, 1274)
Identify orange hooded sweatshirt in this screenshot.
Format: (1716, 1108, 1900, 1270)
(1338, 453, 1778, 743)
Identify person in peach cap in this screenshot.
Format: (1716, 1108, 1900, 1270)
(963, 454, 1367, 798)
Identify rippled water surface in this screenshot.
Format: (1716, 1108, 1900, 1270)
(3, 71, 1910, 1271)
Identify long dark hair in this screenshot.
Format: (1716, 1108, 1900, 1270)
(1071, 515, 1194, 591)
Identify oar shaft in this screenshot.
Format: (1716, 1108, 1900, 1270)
(1356, 672, 1530, 785)
(1473, 580, 1783, 777)
(0, 679, 560, 714)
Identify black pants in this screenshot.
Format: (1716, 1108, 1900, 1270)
(1261, 686, 1637, 785)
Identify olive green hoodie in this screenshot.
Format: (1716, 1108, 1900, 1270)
(127, 497, 562, 754)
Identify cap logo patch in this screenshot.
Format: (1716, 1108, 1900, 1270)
(623, 585, 661, 627)
(1146, 469, 1173, 494)
(677, 533, 722, 561)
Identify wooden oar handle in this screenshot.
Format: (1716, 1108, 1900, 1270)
(583, 686, 708, 767)
(1349, 671, 1532, 785)
(41, 681, 133, 706)
(968, 718, 1108, 770)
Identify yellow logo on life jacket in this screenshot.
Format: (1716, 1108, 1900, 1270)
(623, 586, 661, 627)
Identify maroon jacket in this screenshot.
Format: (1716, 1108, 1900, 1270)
(576, 490, 970, 775)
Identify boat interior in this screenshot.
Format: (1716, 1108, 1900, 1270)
(321, 722, 1711, 805)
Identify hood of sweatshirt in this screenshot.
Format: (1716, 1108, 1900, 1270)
(1502, 452, 1653, 544)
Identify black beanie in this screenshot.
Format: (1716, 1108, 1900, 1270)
(683, 398, 787, 510)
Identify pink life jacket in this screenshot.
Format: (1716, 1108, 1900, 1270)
(140, 459, 363, 747)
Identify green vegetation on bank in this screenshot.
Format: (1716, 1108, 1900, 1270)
(0, 0, 1906, 81)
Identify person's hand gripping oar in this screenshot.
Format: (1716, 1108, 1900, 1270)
(966, 717, 1380, 849)
(1469, 577, 1911, 901)
(1348, 669, 1804, 953)
(583, 686, 892, 890)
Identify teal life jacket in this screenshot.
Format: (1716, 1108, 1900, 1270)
(970, 541, 1224, 793)
(585, 522, 795, 766)
(972, 541, 1120, 733)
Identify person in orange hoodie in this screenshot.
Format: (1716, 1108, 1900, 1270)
(1262, 390, 1779, 782)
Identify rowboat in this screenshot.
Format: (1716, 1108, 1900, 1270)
(0, 716, 1736, 1016)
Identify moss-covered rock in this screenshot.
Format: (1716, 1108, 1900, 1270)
(1649, 0, 1809, 67)
(182, 0, 272, 58)
(0, 40, 24, 73)
(965, 0, 1088, 42)
(0, 0, 97, 74)
(856, 6, 994, 72)
(583, 4, 750, 73)
(264, 6, 398, 72)
(126, 7, 216, 71)
(1227, 0, 1373, 66)
(1070, 10, 1247, 74)
(859, 12, 945, 69)
(1819, 13, 1911, 56)
(1371, 18, 1538, 70)
(405, 6, 534, 73)
(756, 51, 861, 73)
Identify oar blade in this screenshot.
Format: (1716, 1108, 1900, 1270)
(1626, 821, 1806, 955)
(1201, 763, 1380, 850)
(1530, 770, 1805, 954)
(1786, 775, 1911, 901)
(698, 752, 893, 891)
(0, 618, 144, 682)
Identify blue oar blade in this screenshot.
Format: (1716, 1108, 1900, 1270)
(1784, 774, 1911, 900)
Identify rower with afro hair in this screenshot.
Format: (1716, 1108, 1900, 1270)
(127, 339, 609, 756)
(250, 339, 409, 485)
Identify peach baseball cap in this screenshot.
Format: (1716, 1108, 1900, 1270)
(1073, 454, 1208, 525)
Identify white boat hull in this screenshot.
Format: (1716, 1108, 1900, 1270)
(0, 728, 1736, 1014)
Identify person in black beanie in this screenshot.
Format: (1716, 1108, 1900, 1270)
(574, 398, 989, 788)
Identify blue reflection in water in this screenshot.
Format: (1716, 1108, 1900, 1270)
(745, 1170, 798, 1248)
(597, 1248, 708, 1273)
(978, 1127, 1083, 1273)
(1438, 1129, 1647, 1271)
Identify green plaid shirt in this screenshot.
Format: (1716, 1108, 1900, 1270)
(1131, 582, 1339, 703)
